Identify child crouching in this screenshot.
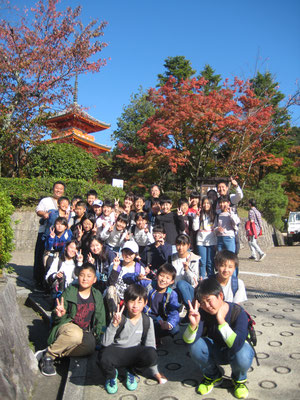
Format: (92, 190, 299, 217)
(98, 284, 158, 394)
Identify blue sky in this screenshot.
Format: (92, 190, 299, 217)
(9, 0, 300, 148)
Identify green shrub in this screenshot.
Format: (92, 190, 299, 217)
(0, 191, 15, 269)
(0, 178, 125, 207)
(25, 143, 98, 180)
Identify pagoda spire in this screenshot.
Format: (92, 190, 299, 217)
(73, 73, 78, 105)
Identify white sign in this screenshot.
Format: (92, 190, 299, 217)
(112, 179, 124, 189)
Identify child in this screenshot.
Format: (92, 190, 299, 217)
(106, 241, 145, 317)
(43, 196, 71, 240)
(214, 195, 240, 255)
(86, 189, 98, 213)
(71, 200, 87, 231)
(86, 235, 116, 293)
(38, 263, 106, 376)
(147, 198, 161, 229)
(121, 192, 135, 216)
(44, 217, 73, 259)
(172, 234, 200, 309)
(96, 199, 115, 231)
(92, 199, 103, 223)
(131, 212, 154, 255)
(143, 263, 180, 340)
(140, 225, 172, 275)
(193, 196, 217, 278)
(177, 197, 193, 238)
(129, 194, 146, 226)
(183, 278, 254, 399)
(155, 195, 185, 245)
(76, 214, 97, 257)
(188, 191, 200, 217)
(98, 284, 158, 394)
(45, 240, 82, 298)
(100, 212, 130, 252)
(214, 250, 247, 303)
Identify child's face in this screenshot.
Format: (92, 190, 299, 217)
(90, 239, 103, 255)
(220, 200, 230, 212)
(87, 195, 96, 206)
(93, 205, 102, 216)
(217, 260, 236, 280)
(102, 205, 112, 216)
(176, 242, 190, 257)
(55, 222, 67, 234)
(135, 198, 145, 211)
(161, 202, 172, 214)
(153, 231, 165, 244)
(202, 199, 211, 212)
(78, 268, 97, 290)
(126, 297, 147, 318)
(59, 199, 69, 212)
(124, 198, 133, 208)
(136, 217, 147, 230)
(82, 219, 93, 232)
(122, 249, 136, 264)
(66, 242, 77, 259)
(151, 202, 161, 214)
(199, 293, 223, 315)
(217, 183, 228, 196)
(150, 186, 160, 198)
(180, 202, 189, 214)
(116, 220, 126, 231)
(157, 272, 174, 291)
(75, 205, 86, 218)
(190, 197, 199, 207)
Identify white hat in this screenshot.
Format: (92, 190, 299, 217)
(122, 241, 139, 254)
(93, 199, 103, 207)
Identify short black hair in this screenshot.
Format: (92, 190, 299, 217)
(157, 263, 176, 280)
(178, 197, 189, 207)
(71, 195, 83, 204)
(219, 195, 231, 203)
(159, 195, 172, 205)
(124, 283, 147, 303)
(87, 189, 98, 197)
(215, 250, 239, 269)
(135, 211, 148, 222)
(76, 201, 87, 209)
(53, 181, 65, 190)
(175, 233, 190, 245)
(153, 225, 166, 234)
(217, 179, 229, 187)
(54, 216, 68, 227)
(81, 214, 96, 226)
(117, 212, 129, 224)
(249, 198, 256, 207)
(103, 199, 114, 208)
(124, 192, 135, 202)
(190, 190, 200, 199)
(134, 194, 145, 202)
(79, 262, 96, 275)
(58, 196, 70, 205)
(194, 278, 223, 302)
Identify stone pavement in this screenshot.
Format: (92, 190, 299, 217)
(8, 245, 300, 400)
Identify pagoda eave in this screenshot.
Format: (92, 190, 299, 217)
(46, 113, 110, 133)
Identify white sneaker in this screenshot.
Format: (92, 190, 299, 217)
(259, 253, 266, 261)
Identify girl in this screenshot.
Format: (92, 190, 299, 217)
(131, 212, 154, 255)
(86, 235, 116, 293)
(44, 217, 73, 260)
(100, 213, 130, 252)
(193, 196, 217, 278)
(45, 240, 83, 298)
(76, 214, 97, 257)
(121, 192, 135, 216)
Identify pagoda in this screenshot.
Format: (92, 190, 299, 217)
(45, 76, 111, 156)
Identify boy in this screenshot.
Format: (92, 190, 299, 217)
(71, 200, 87, 228)
(86, 189, 98, 213)
(140, 225, 172, 275)
(143, 264, 180, 340)
(38, 263, 106, 376)
(214, 250, 247, 303)
(147, 198, 161, 229)
(178, 197, 193, 237)
(172, 234, 200, 309)
(42, 196, 71, 240)
(131, 212, 154, 255)
(99, 284, 158, 394)
(155, 195, 185, 245)
(183, 278, 254, 399)
(93, 199, 103, 223)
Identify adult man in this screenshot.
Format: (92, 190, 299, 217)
(33, 181, 65, 290)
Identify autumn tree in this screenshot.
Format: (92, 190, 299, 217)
(0, 0, 107, 176)
(157, 55, 196, 86)
(118, 76, 279, 188)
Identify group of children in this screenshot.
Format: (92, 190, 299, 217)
(35, 181, 256, 399)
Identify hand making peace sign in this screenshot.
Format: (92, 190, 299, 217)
(187, 299, 201, 329)
(55, 297, 66, 318)
(112, 303, 125, 327)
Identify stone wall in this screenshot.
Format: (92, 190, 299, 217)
(0, 280, 38, 400)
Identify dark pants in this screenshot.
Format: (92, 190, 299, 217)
(98, 345, 157, 379)
(33, 232, 45, 285)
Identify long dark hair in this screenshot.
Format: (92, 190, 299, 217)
(88, 235, 108, 263)
(200, 196, 215, 222)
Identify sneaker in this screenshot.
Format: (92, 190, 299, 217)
(197, 375, 223, 395)
(35, 348, 48, 363)
(233, 380, 249, 399)
(105, 370, 118, 394)
(258, 253, 266, 261)
(39, 355, 56, 376)
(248, 256, 256, 260)
(126, 370, 138, 391)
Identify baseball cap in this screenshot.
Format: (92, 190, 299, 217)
(122, 241, 139, 254)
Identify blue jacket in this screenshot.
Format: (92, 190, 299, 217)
(45, 229, 73, 256)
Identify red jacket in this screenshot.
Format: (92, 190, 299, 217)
(245, 220, 257, 239)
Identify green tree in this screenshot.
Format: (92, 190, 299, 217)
(198, 64, 222, 94)
(25, 143, 98, 180)
(255, 173, 288, 230)
(0, 190, 14, 269)
(157, 56, 196, 86)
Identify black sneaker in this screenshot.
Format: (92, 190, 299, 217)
(40, 355, 56, 376)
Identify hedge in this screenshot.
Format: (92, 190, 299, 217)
(0, 191, 15, 269)
(0, 178, 125, 208)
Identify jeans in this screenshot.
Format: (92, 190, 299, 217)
(248, 236, 264, 259)
(197, 245, 216, 278)
(217, 236, 238, 276)
(176, 279, 194, 308)
(190, 337, 254, 381)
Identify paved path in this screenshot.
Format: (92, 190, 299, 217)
(9, 244, 300, 400)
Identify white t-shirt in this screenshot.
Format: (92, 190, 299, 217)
(221, 276, 247, 303)
(36, 197, 58, 233)
(45, 258, 76, 287)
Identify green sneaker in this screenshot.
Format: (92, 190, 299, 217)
(126, 370, 138, 391)
(197, 375, 223, 395)
(105, 370, 118, 394)
(233, 380, 249, 399)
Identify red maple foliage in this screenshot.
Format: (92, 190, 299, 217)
(118, 76, 287, 187)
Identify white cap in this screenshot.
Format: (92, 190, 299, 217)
(93, 199, 103, 207)
(122, 241, 139, 254)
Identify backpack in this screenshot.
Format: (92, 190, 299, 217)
(146, 286, 173, 319)
(230, 303, 259, 366)
(114, 312, 150, 345)
(116, 261, 142, 275)
(214, 274, 239, 298)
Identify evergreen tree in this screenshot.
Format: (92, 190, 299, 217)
(198, 64, 222, 94)
(157, 56, 196, 86)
